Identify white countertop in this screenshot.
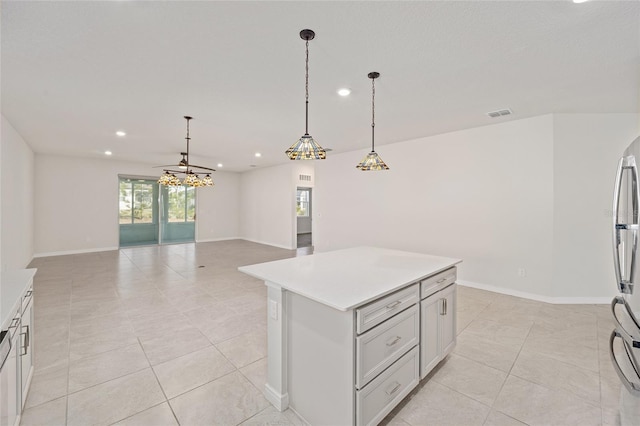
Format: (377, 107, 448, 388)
(238, 247, 461, 311)
(1, 269, 37, 328)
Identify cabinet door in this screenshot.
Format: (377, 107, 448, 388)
(420, 293, 441, 379)
(20, 299, 33, 409)
(0, 330, 20, 426)
(440, 284, 457, 357)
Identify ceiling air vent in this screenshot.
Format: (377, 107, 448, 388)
(299, 174, 312, 182)
(486, 108, 512, 118)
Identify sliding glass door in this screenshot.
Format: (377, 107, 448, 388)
(119, 177, 196, 247)
(119, 178, 159, 247)
(160, 185, 196, 244)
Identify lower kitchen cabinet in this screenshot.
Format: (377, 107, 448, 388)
(285, 277, 457, 426)
(286, 284, 422, 426)
(0, 322, 20, 426)
(0, 270, 36, 426)
(19, 290, 34, 410)
(420, 277, 457, 379)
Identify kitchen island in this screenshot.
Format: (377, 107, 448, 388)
(239, 247, 460, 426)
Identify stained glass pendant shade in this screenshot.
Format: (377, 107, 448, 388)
(286, 29, 326, 160)
(356, 72, 389, 171)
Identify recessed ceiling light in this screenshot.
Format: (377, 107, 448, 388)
(104, 151, 112, 156)
(217, 163, 223, 168)
(255, 152, 262, 157)
(115, 131, 126, 137)
(337, 88, 351, 97)
(572, 0, 588, 3)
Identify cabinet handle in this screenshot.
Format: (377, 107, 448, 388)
(25, 290, 33, 298)
(386, 336, 402, 347)
(385, 382, 402, 396)
(444, 298, 448, 315)
(386, 300, 402, 309)
(439, 299, 445, 316)
(20, 325, 29, 356)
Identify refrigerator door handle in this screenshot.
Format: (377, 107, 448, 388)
(611, 296, 640, 348)
(613, 157, 638, 294)
(609, 330, 640, 397)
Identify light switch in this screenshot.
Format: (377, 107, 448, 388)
(269, 300, 278, 320)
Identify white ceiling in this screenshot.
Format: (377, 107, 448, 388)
(2, 1, 639, 172)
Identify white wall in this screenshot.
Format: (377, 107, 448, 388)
(196, 170, 241, 242)
(240, 162, 314, 250)
(34, 154, 240, 256)
(1, 115, 35, 271)
(314, 115, 556, 298)
(552, 114, 639, 299)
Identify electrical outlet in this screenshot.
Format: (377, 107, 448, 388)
(517, 268, 526, 278)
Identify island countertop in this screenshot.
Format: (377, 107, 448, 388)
(238, 246, 461, 311)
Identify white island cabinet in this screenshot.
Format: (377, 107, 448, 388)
(239, 247, 460, 426)
(0, 269, 36, 426)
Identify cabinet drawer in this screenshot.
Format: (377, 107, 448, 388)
(356, 284, 419, 334)
(356, 304, 419, 389)
(356, 346, 419, 426)
(421, 267, 456, 299)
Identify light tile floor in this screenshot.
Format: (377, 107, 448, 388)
(21, 240, 632, 426)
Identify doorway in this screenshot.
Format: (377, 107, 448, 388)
(118, 176, 196, 247)
(296, 187, 312, 248)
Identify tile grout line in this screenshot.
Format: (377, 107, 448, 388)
(482, 310, 534, 424)
(142, 339, 181, 426)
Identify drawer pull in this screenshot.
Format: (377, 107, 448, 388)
(386, 336, 402, 347)
(25, 290, 33, 298)
(20, 325, 29, 356)
(386, 301, 402, 309)
(437, 278, 447, 283)
(385, 382, 402, 396)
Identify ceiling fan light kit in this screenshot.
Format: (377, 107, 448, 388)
(157, 116, 216, 187)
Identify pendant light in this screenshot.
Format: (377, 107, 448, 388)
(286, 29, 326, 160)
(356, 72, 389, 171)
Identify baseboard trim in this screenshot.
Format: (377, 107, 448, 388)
(264, 383, 289, 411)
(196, 237, 243, 243)
(33, 246, 119, 258)
(240, 238, 295, 251)
(457, 280, 613, 305)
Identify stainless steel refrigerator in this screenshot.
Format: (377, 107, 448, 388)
(611, 135, 640, 423)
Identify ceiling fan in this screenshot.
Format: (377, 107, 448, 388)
(154, 116, 216, 187)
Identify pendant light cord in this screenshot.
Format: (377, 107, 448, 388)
(371, 77, 376, 153)
(305, 38, 309, 135)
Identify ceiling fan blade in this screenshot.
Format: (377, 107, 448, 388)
(188, 164, 217, 172)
